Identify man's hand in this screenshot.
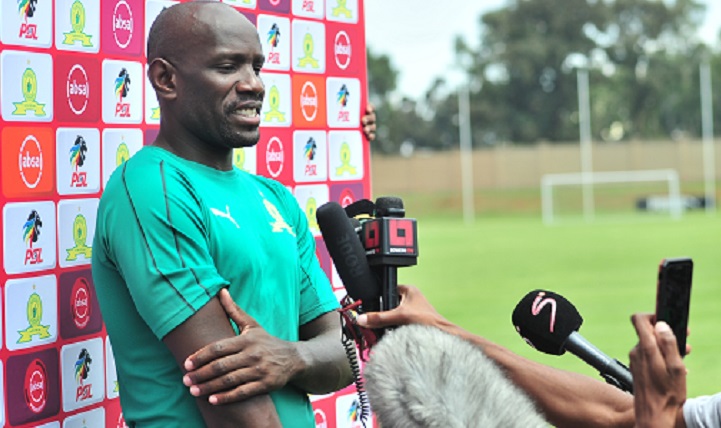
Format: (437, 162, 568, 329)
(355, 285, 447, 329)
(362, 103, 376, 142)
(629, 313, 687, 428)
(183, 289, 301, 405)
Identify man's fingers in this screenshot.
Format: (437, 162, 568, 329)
(219, 288, 257, 332)
(355, 311, 390, 329)
(208, 382, 269, 405)
(655, 321, 683, 363)
(187, 366, 261, 398)
(184, 335, 245, 371)
(184, 352, 251, 385)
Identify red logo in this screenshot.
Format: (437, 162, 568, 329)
(531, 291, 557, 333)
(302, 0, 316, 12)
(334, 31, 351, 70)
(67, 64, 90, 115)
(71, 277, 91, 329)
(265, 137, 285, 178)
(19, 135, 44, 189)
(339, 188, 356, 207)
(314, 409, 328, 428)
(300, 82, 318, 122)
(24, 359, 48, 414)
(112, 1, 134, 49)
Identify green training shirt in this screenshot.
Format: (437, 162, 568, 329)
(92, 146, 338, 427)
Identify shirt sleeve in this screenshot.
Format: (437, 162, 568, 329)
(103, 160, 228, 339)
(274, 182, 338, 325)
(683, 393, 721, 428)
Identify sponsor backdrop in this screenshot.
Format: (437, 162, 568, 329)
(0, 0, 373, 427)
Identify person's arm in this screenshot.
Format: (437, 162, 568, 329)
(163, 295, 282, 427)
(181, 289, 352, 404)
(356, 285, 636, 428)
(628, 313, 687, 428)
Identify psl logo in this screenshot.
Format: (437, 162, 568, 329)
(13, 68, 47, 117)
(74, 349, 93, 401)
(24, 358, 49, 413)
(114, 68, 132, 117)
(70, 135, 89, 187)
(63, 1, 94, 47)
(17, 292, 51, 343)
(346, 397, 363, 424)
(302, 0, 316, 12)
(23, 209, 44, 265)
(267, 23, 281, 65)
(336, 84, 350, 122)
(66, 213, 93, 261)
(18, 0, 39, 39)
(304, 137, 317, 176)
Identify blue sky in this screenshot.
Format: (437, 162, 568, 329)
(364, 0, 721, 99)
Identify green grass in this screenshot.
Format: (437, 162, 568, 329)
(394, 207, 721, 399)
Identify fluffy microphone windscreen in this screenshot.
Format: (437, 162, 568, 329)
(364, 324, 547, 428)
(512, 289, 583, 356)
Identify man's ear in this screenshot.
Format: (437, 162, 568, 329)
(147, 58, 177, 101)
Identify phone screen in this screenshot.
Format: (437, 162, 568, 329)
(655, 257, 693, 357)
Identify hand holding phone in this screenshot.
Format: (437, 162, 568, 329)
(655, 257, 693, 357)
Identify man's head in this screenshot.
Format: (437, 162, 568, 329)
(147, 1, 265, 150)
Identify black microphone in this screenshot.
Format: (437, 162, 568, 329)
(512, 290, 634, 393)
(316, 201, 381, 313)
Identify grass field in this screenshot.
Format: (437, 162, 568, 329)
(389, 189, 721, 400)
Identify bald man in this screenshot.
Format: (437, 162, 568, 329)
(92, 2, 353, 427)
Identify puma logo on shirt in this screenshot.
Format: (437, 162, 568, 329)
(210, 205, 240, 229)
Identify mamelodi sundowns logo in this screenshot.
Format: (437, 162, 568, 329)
(233, 146, 258, 175)
(293, 130, 327, 183)
(61, 338, 105, 412)
(258, 15, 290, 71)
(293, 184, 328, 237)
(260, 72, 292, 127)
(292, 0, 323, 19)
(326, 77, 360, 128)
(4, 274, 58, 351)
(56, 0, 101, 53)
(58, 198, 98, 268)
(102, 128, 143, 187)
(57, 128, 101, 195)
(102, 0, 143, 55)
(325, 0, 358, 23)
(3, 201, 57, 274)
(55, 55, 101, 123)
(328, 130, 363, 181)
(292, 75, 326, 128)
(292, 19, 325, 74)
(1, 50, 54, 122)
(1, 0, 52, 47)
(1, 127, 55, 199)
(102, 59, 143, 124)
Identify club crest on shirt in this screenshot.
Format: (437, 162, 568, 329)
(261, 194, 295, 236)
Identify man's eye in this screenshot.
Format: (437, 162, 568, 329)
(217, 64, 237, 72)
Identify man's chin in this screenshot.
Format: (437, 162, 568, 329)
(229, 129, 261, 148)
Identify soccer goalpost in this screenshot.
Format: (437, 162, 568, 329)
(540, 169, 682, 225)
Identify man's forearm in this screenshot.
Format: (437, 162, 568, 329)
(292, 313, 353, 394)
(439, 320, 636, 428)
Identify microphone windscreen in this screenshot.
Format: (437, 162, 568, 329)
(316, 202, 381, 312)
(375, 196, 405, 217)
(512, 290, 583, 356)
(364, 325, 547, 428)
(344, 199, 376, 218)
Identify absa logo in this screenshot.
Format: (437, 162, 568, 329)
(24, 359, 48, 414)
(334, 31, 351, 70)
(112, 1, 134, 49)
(314, 409, 328, 428)
(265, 137, 285, 178)
(300, 81, 318, 121)
(19, 135, 43, 189)
(67, 64, 90, 115)
(71, 277, 91, 329)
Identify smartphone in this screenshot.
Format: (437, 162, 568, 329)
(655, 257, 693, 357)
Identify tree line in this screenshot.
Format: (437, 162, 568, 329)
(368, 0, 721, 155)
